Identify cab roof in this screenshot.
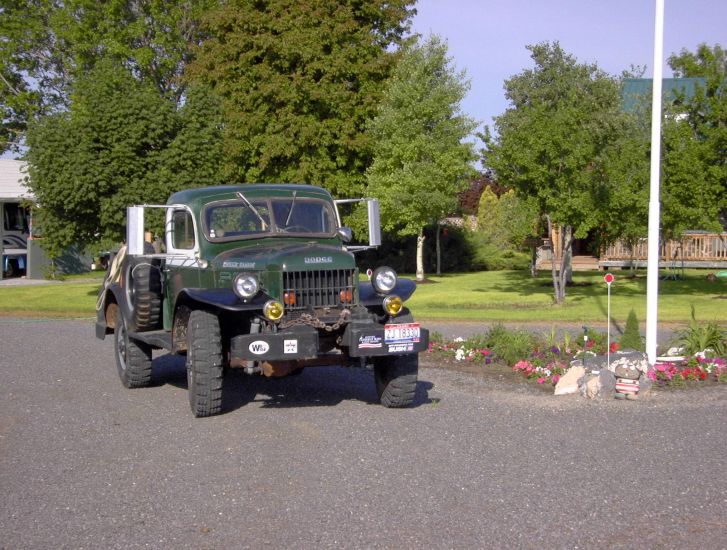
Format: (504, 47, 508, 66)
(167, 184, 334, 208)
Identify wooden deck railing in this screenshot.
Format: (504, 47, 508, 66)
(602, 233, 727, 262)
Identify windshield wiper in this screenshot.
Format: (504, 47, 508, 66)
(284, 190, 297, 226)
(236, 191, 268, 230)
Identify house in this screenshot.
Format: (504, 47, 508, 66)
(0, 159, 33, 279)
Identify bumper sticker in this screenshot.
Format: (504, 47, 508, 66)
(358, 335, 383, 349)
(284, 339, 298, 354)
(249, 340, 270, 355)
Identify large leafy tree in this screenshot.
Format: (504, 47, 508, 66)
(366, 35, 477, 281)
(0, 0, 213, 153)
(484, 42, 627, 304)
(666, 43, 726, 228)
(25, 60, 224, 258)
(189, 0, 414, 197)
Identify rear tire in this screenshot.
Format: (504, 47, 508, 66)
(114, 308, 152, 388)
(374, 354, 418, 408)
(186, 310, 224, 417)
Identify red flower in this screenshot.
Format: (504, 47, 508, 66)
(610, 342, 620, 353)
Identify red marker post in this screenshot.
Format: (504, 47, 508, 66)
(604, 273, 615, 368)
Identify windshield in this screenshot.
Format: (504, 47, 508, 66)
(203, 198, 337, 242)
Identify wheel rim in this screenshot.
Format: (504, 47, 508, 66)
(116, 319, 128, 371)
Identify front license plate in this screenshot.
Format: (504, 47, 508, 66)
(384, 323, 421, 344)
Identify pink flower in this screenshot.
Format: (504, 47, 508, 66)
(552, 374, 561, 384)
(537, 377, 546, 384)
(647, 370, 657, 381)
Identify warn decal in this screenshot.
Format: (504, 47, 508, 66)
(248, 341, 270, 355)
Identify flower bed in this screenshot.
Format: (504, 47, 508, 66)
(427, 326, 727, 389)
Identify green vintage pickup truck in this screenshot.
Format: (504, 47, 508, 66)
(96, 184, 428, 416)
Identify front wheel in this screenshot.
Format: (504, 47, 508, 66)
(114, 308, 152, 388)
(186, 310, 224, 417)
(373, 354, 418, 408)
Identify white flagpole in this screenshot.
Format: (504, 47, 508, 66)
(645, 0, 665, 365)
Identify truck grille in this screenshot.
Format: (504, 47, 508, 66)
(283, 269, 357, 309)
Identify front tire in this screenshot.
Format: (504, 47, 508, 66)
(186, 310, 224, 417)
(114, 308, 152, 388)
(374, 354, 418, 408)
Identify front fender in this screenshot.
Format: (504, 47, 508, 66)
(178, 288, 271, 312)
(358, 278, 416, 307)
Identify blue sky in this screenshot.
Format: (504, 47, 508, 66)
(410, 0, 726, 130)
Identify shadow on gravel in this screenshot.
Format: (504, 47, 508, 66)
(151, 353, 435, 413)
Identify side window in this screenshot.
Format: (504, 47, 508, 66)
(171, 210, 195, 250)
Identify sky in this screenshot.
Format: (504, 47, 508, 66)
(410, 0, 726, 131)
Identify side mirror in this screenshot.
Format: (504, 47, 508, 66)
(367, 199, 381, 247)
(333, 197, 381, 250)
(126, 206, 145, 256)
(337, 227, 353, 243)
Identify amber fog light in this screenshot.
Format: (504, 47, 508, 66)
(339, 289, 353, 303)
(264, 300, 284, 321)
(383, 295, 403, 316)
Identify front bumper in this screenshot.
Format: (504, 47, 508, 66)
(230, 322, 429, 362)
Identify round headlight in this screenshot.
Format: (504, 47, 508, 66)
(372, 266, 397, 294)
(233, 273, 259, 299)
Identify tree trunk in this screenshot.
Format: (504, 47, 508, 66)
(416, 229, 425, 282)
(547, 216, 574, 305)
(564, 225, 573, 284)
(435, 223, 441, 276)
(530, 244, 538, 278)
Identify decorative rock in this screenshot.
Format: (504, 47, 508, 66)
(615, 377, 640, 400)
(608, 351, 649, 376)
(599, 370, 616, 395)
(554, 366, 585, 396)
(578, 370, 616, 399)
(580, 374, 601, 399)
(614, 364, 640, 380)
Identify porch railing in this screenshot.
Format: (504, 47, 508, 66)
(602, 233, 727, 262)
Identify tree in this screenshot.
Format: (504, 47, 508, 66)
(666, 44, 726, 228)
(484, 42, 627, 304)
(1, 0, 213, 153)
(25, 60, 179, 257)
(188, 0, 414, 197)
(366, 35, 477, 281)
(25, 60, 224, 257)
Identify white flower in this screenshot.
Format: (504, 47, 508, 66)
(454, 337, 464, 343)
(455, 348, 466, 361)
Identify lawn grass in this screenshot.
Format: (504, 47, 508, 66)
(0, 268, 724, 323)
(406, 269, 727, 324)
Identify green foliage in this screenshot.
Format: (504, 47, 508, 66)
(620, 308, 644, 351)
(477, 188, 540, 251)
(366, 35, 477, 237)
(190, 0, 414, 196)
(0, 0, 214, 152)
(25, 60, 224, 256)
(356, 225, 529, 273)
(673, 306, 727, 356)
(482, 324, 537, 366)
(483, 42, 628, 303)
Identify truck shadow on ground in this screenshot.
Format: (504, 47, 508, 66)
(151, 353, 435, 413)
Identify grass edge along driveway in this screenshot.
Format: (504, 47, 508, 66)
(0, 269, 724, 324)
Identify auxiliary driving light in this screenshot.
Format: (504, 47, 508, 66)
(383, 295, 403, 316)
(264, 300, 284, 321)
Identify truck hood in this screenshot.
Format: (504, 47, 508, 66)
(213, 241, 355, 272)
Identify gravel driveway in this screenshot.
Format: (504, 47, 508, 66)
(1, 319, 725, 549)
